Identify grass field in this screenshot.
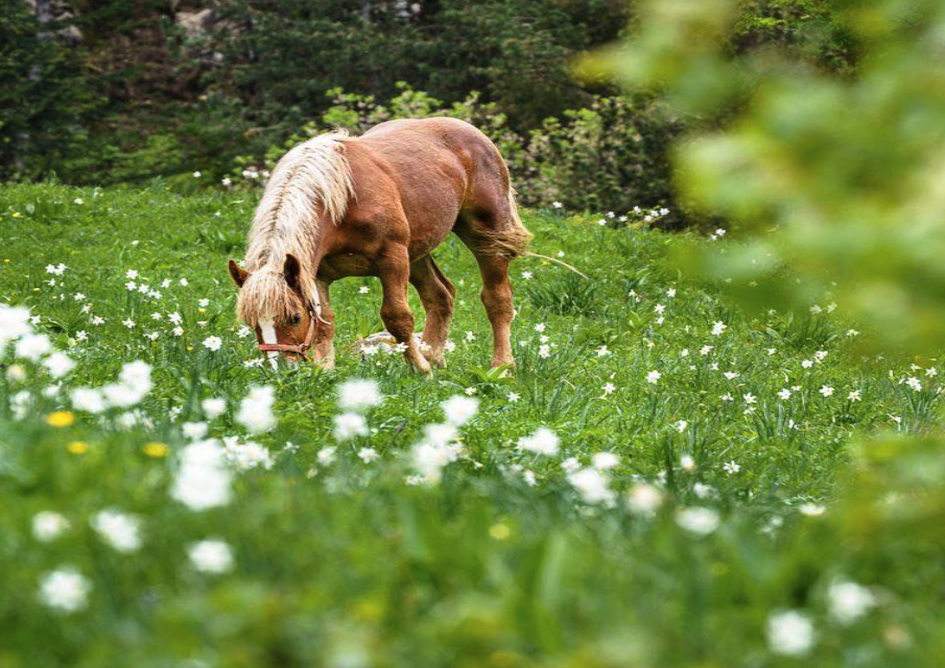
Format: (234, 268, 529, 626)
(1, 182, 943, 667)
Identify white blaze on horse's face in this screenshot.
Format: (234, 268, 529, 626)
(260, 317, 279, 369)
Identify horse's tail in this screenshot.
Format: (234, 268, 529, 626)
(476, 189, 533, 259)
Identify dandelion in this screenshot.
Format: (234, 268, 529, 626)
(646, 370, 661, 384)
(188, 539, 234, 574)
(91, 509, 142, 553)
(143, 442, 169, 457)
(337, 378, 383, 412)
(766, 610, 815, 657)
(33, 511, 70, 542)
(517, 427, 560, 456)
(67, 441, 89, 455)
(46, 410, 76, 427)
(38, 568, 91, 612)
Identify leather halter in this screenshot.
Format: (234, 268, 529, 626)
(257, 309, 318, 359)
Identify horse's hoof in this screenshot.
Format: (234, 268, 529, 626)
(412, 356, 433, 376)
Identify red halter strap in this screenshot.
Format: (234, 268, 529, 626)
(257, 310, 317, 359)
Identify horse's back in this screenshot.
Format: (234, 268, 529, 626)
(357, 117, 508, 186)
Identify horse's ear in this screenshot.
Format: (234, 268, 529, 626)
(283, 254, 302, 291)
(228, 260, 249, 288)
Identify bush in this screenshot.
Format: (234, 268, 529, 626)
(0, 0, 101, 181)
(228, 84, 685, 221)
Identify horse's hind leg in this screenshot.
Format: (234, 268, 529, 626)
(378, 244, 432, 375)
(409, 255, 454, 368)
(473, 253, 516, 368)
(456, 191, 531, 368)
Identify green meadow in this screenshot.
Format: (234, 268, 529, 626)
(1, 182, 942, 667)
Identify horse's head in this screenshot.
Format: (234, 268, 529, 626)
(228, 254, 316, 364)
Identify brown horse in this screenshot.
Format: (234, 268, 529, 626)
(228, 117, 531, 373)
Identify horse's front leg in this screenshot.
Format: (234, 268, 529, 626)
(409, 255, 454, 368)
(378, 245, 432, 375)
(313, 279, 336, 369)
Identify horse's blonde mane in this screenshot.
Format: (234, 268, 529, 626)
(238, 131, 354, 325)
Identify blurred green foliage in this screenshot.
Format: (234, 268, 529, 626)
(608, 0, 945, 351)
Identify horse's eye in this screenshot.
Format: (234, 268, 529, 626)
(290, 313, 302, 326)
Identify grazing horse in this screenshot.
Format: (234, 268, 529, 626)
(228, 117, 532, 373)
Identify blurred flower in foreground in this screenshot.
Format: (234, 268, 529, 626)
(39, 568, 91, 612)
(766, 610, 815, 657)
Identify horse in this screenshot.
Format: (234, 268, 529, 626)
(228, 117, 532, 374)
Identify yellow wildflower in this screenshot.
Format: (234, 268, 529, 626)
(46, 411, 75, 427)
(143, 442, 170, 458)
(67, 441, 89, 455)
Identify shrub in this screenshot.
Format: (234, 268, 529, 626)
(227, 84, 685, 221)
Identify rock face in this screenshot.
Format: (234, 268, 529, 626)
(175, 8, 215, 41)
(24, 0, 82, 43)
